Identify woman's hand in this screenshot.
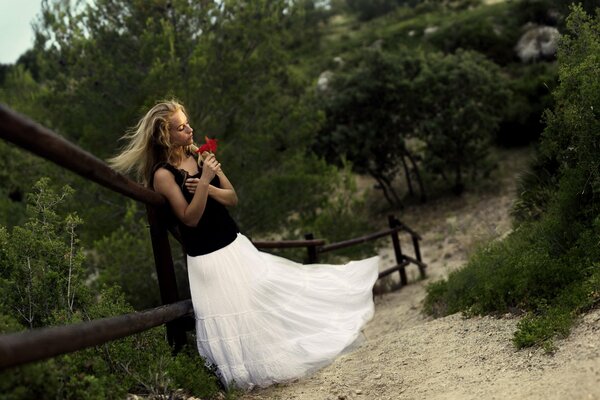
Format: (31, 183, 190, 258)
(187, 154, 224, 194)
(200, 154, 220, 184)
(185, 177, 200, 194)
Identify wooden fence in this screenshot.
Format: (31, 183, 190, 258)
(0, 104, 426, 370)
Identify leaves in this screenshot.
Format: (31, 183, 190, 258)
(0, 178, 87, 328)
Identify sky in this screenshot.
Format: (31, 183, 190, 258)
(0, 0, 42, 64)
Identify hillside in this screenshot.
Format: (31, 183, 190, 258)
(240, 150, 600, 400)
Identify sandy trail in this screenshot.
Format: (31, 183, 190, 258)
(241, 148, 600, 400)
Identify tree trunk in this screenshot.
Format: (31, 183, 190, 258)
(405, 150, 427, 203)
(400, 154, 415, 197)
(453, 163, 464, 195)
(380, 174, 404, 208)
(372, 174, 395, 207)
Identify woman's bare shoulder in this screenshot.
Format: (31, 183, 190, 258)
(153, 167, 177, 189)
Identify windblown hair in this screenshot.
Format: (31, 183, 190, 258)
(109, 99, 199, 186)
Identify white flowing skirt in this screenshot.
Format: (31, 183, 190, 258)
(187, 233, 379, 390)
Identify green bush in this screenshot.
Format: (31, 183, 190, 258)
(89, 201, 161, 310)
(413, 49, 510, 194)
(346, 0, 403, 21)
(427, 15, 518, 65)
(0, 179, 226, 399)
(497, 62, 558, 147)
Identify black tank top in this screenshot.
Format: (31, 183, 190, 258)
(151, 163, 239, 256)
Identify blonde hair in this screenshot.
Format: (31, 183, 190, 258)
(109, 99, 199, 186)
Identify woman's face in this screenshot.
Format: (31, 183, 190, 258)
(168, 109, 194, 147)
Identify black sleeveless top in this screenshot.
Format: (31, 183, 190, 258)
(152, 163, 239, 256)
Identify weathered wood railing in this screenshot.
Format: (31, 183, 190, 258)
(254, 214, 426, 286)
(0, 104, 425, 370)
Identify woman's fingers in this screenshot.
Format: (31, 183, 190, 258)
(186, 178, 199, 193)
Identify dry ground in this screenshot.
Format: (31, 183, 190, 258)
(241, 148, 600, 400)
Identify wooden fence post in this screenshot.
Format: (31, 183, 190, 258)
(388, 215, 408, 286)
(146, 204, 187, 352)
(412, 235, 426, 278)
(305, 233, 319, 264)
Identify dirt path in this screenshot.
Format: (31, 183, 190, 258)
(241, 148, 600, 400)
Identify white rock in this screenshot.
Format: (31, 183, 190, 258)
(515, 25, 560, 63)
(424, 26, 439, 36)
(317, 70, 334, 92)
(333, 56, 345, 67)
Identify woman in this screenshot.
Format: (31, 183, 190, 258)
(110, 99, 380, 390)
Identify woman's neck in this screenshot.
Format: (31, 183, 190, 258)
(168, 147, 187, 168)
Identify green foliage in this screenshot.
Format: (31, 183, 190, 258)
(424, 5, 600, 348)
(346, 0, 405, 21)
(81, 288, 221, 399)
(0, 180, 224, 399)
(25, 0, 337, 237)
(318, 45, 508, 202)
(300, 160, 376, 261)
(498, 63, 558, 146)
(414, 49, 510, 194)
(0, 288, 224, 399)
(0, 65, 60, 229)
(541, 5, 600, 191)
(426, 12, 518, 65)
(515, 0, 597, 31)
(89, 202, 160, 310)
(317, 47, 421, 207)
(0, 179, 88, 329)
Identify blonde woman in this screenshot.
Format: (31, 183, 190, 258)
(110, 99, 380, 390)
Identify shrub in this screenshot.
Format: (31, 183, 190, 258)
(90, 201, 161, 310)
(424, 5, 600, 348)
(0, 179, 225, 398)
(427, 15, 518, 65)
(413, 49, 510, 194)
(497, 62, 558, 147)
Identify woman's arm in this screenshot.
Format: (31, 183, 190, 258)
(185, 158, 238, 207)
(154, 155, 220, 226)
(207, 171, 238, 206)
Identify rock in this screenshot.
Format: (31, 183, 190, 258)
(317, 70, 334, 92)
(515, 25, 560, 63)
(333, 56, 345, 67)
(424, 26, 439, 36)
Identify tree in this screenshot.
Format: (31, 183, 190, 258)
(31, 0, 336, 237)
(317, 48, 425, 207)
(413, 50, 510, 194)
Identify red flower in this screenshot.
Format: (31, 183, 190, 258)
(196, 136, 218, 154)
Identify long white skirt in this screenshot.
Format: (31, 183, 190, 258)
(187, 233, 379, 390)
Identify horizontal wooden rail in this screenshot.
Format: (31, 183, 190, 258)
(378, 260, 410, 279)
(253, 239, 326, 249)
(0, 300, 193, 370)
(0, 104, 165, 207)
(319, 227, 400, 253)
(403, 254, 427, 270)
